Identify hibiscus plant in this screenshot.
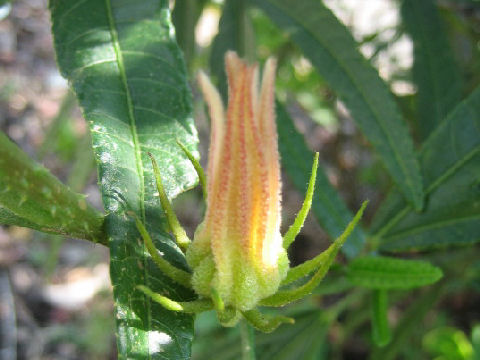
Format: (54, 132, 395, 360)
(1, 0, 479, 359)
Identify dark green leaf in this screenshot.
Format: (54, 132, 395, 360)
(374, 87, 480, 251)
(0, 132, 105, 243)
(346, 256, 443, 289)
(379, 174, 479, 252)
(210, 0, 255, 98)
(402, 0, 462, 140)
(50, 0, 198, 358)
(253, 0, 424, 210)
(277, 102, 366, 258)
(172, 0, 207, 65)
(255, 310, 329, 360)
(0, 206, 47, 231)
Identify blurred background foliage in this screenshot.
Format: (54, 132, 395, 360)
(0, 0, 479, 359)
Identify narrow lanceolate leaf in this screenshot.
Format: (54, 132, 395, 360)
(277, 103, 366, 257)
(50, 1, 198, 358)
(373, 87, 480, 252)
(346, 256, 443, 290)
(0, 132, 105, 243)
(254, 0, 424, 210)
(401, 0, 462, 140)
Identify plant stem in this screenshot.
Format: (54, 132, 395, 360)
(371, 289, 391, 347)
(240, 320, 256, 360)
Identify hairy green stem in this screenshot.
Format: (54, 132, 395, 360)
(240, 320, 256, 360)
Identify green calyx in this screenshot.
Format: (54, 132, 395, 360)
(186, 233, 289, 311)
(132, 151, 367, 333)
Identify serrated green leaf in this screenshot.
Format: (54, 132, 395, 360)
(0, 132, 105, 243)
(374, 87, 480, 252)
(346, 256, 443, 290)
(253, 0, 424, 210)
(402, 0, 462, 140)
(50, 0, 198, 358)
(276, 102, 366, 257)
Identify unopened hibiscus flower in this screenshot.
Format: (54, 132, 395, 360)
(135, 52, 367, 332)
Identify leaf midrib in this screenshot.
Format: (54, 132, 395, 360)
(375, 135, 480, 238)
(352, 271, 437, 279)
(104, 1, 150, 358)
(384, 213, 480, 240)
(264, 0, 421, 207)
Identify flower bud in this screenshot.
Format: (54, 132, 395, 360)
(186, 52, 288, 311)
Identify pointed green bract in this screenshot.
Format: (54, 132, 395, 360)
(149, 153, 191, 251)
(261, 201, 368, 307)
(242, 309, 294, 333)
(137, 285, 213, 313)
(218, 308, 241, 327)
(282, 249, 330, 286)
(283, 201, 369, 288)
(211, 287, 225, 312)
(276, 102, 366, 258)
(177, 140, 207, 201)
(133, 214, 192, 288)
(283, 153, 319, 249)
